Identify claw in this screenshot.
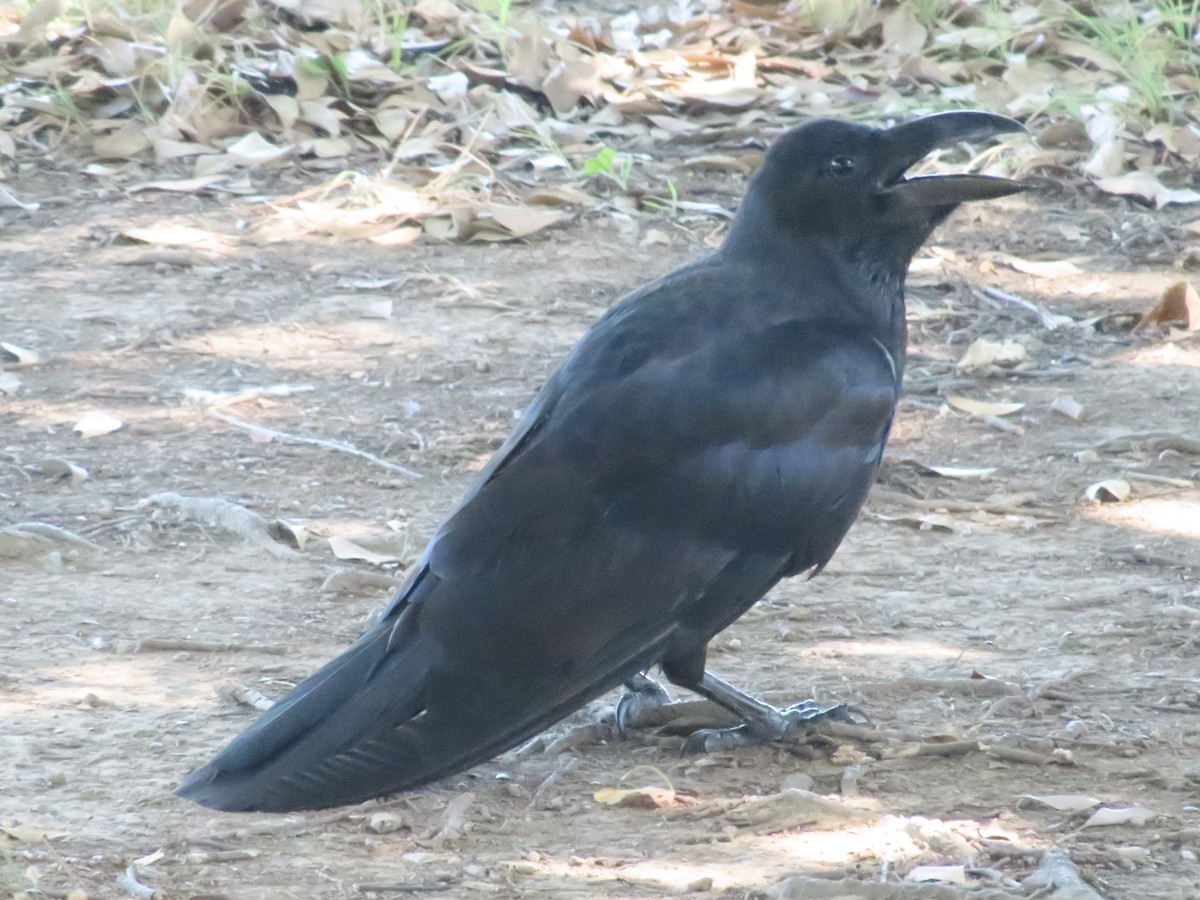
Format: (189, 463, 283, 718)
(778, 701, 858, 736)
(683, 700, 854, 754)
(615, 674, 672, 735)
(682, 725, 757, 754)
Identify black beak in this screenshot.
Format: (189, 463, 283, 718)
(877, 111, 1028, 211)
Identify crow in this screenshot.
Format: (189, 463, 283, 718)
(178, 111, 1027, 812)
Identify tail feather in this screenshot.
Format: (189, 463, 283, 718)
(176, 625, 439, 811)
(176, 625, 657, 812)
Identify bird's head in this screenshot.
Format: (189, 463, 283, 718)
(731, 111, 1028, 263)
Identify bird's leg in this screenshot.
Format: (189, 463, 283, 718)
(615, 673, 673, 733)
(680, 671, 854, 754)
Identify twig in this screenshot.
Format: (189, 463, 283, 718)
(217, 681, 276, 710)
(980, 742, 1054, 766)
(183, 848, 262, 864)
(879, 739, 979, 759)
(1023, 850, 1104, 899)
(117, 865, 160, 899)
(208, 410, 422, 478)
(166, 810, 357, 850)
(818, 721, 926, 743)
(871, 489, 1059, 519)
(1124, 471, 1195, 488)
(354, 884, 453, 894)
(135, 638, 287, 655)
(140, 492, 298, 557)
(5, 522, 104, 552)
(856, 676, 1021, 698)
(980, 839, 1044, 860)
(977, 285, 1068, 330)
(1096, 432, 1200, 456)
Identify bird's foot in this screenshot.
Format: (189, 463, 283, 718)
(683, 700, 857, 754)
(615, 673, 673, 735)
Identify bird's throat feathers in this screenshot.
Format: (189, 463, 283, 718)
(721, 201, 911, 363)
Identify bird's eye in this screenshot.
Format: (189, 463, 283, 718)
(829, 156, 856, 177)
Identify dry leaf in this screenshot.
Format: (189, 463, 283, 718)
(482, 203, 566, 238)
(881, 5, 927, 55)
(14, 0, 63, 43)
(593, 786, 677, 809)
(119, 225, 227, 247)
(1023, 794, 1101, 812)
(1085, 479, 1131, 503)
(527, 185, 594, 207)
(1004, 256, 1082, 279)
(1, 341, 39, 367)
(1, 822, 70, 842)
(26, 458, 89, 484)
(0, 187, 40, 211)
(946, 395, 1025, 417)
(1051, 396, 1084, 420)
(224, 132, 293, 166)
(906, 865, 965, 884)
(924, 465, 996, 479)
(1082, 806, 1153, 828)
(956, 338, 1028, 371)
(369, 226, 423, 246)
(128, 175, 230, 194)
(1134, 282, 1200, 332)
(328, 535, 401, 565)
(1095, 172, 1200, 208)
(268, 519, 308, 550)
(73, 411, 123, 438)
(92, 123, 151, 159)
(368, 812, 404, 834)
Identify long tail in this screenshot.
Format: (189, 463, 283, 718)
(177, 622, 655, 812)
(176, 625, 448, 812)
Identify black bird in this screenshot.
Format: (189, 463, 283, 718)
(178, 111, 1026, 812)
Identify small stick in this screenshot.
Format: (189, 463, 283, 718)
(354, 884, 452, 894)
(183, 849, 262, 864)
(544, 723, 616, 754)
(978, 286, 1069, 330)
(167, 810, 357, 850)
(1024, 850, 1104, 899)
(117, 865, 160, 899)
(872, 489, 1058, 519)
(880, 739, 979, 759)
(135, 638, 287, 655)
(217, 681, 276, 711)
(857, 676, 1020, 697)
(818, 721, 924, 743)
(980, 839, 1043, 860)
(1125, 471, 1195, 488)
(1096, 432, 1200, 455)
(980, 743, 1053, 766)
(209, 410, 422, 479)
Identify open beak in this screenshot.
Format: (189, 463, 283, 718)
(877, 111, 1029, 211)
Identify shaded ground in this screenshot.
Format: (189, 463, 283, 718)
(2, 154, 1200, 899)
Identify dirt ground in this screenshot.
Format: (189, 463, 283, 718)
(3, 142, 1200, 900)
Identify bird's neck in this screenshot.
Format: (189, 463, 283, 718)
(721, 205, 910, 370)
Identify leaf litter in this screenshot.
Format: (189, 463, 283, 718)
(4, 0, 1197, 244)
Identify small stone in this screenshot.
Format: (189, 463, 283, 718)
(684, 875, 714, 892)
(368, 812, 403, 833)
(781, 772, 815, 792)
